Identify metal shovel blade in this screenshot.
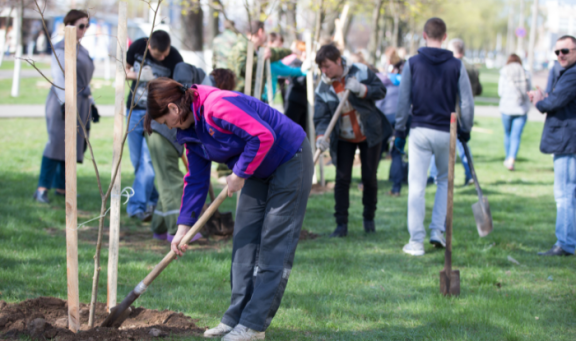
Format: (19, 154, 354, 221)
(440, 269, 461, 296)
(472, 196, 493, 237)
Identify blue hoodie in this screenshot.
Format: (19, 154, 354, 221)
(395, 47, 474, 137)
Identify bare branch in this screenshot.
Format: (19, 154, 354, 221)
(19, 57, 64, 90)
(32, 0, 64, 75)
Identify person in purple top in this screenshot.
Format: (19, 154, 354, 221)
(144, 78, 313, 341)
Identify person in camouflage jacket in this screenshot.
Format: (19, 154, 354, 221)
(212, 20, 239, 69)
(227, 20, 291, 97)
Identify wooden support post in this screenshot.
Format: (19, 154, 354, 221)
(265, 59, 275, 107)
(253, 47, 266, 100)
(243, 41, 254, 96)
(64, 26, 80, 333)
(238, 41, 255, 208)
(107, 1, 127, 312)
(305, 31, 318, 183)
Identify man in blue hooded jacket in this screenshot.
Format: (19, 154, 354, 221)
(530, 35, 576, 257)
(395, 18, 474, 256)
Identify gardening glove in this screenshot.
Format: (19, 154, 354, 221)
(301, 58, 312, 73)
(345, 77, 367, 98)
(91, 104, 100, 123)
(457, 125, 471, 143)
(394, 136, 406, 154)
(139, 65, 155, 82)
(316, 135, 330, 152)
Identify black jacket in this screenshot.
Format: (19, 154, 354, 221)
(314, 62, 392, 164)
(537, 63, 576, 154)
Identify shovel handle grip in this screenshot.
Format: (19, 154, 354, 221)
(313, 90, 350, 165)
(445, 113, 457, 273)
(141, 185, 229, 287)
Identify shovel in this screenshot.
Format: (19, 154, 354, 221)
(461, 141, 493, 237)
(101, 186, 229, 328)
(440, 113, 460, 296)
(313, 90, 350, 164)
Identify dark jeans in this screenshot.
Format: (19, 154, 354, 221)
(221, 139, 313, 331)
(284, 101, 307, 132)
(335, 140, 382, 225)
(38, 156, 65, 190)
(389, 146, 404, 193)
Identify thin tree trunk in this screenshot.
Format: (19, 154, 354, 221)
(313, 0, 325, 47)
(285, 1, 297, 44)
(208, 3, 219, 49)
(181, 3, 203, 51)
(343, 14, 353, 48)
(390, 0, 399, 48)
(367, 0, 384, 65)
(88, 202, 107, 327)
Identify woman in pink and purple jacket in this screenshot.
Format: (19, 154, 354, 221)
(145, 78, 313, 341)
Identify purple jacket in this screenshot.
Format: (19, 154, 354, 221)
(176, 85, 306, 226)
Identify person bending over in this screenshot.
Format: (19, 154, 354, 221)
(145, 78, 313, 340)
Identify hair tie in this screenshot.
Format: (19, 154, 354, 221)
(180, 86, 188, 94)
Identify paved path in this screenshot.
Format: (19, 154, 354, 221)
(0, 104, 545, 122)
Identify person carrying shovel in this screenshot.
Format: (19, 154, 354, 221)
(144, 78, 313, 341)
(394, 18, 474, 256)
(314, 44, 391, 237)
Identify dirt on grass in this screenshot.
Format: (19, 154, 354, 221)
(0, 297, 205, 340)
(299, 229, 319, 240)
(309, 182, 335, 196)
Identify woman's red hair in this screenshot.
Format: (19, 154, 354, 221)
(144, 77, 197, 134)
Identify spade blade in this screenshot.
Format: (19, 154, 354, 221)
(472, 196, 493, 237)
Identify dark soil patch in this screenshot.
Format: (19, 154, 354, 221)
(0, 297, 205, 340)
(309, 182, 335, 196)
(299, 229, 319, 241)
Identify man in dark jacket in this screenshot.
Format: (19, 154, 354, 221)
(314, 44, 392, 237)
(529, 35, 576, 256)
(395, 18, 474, 256)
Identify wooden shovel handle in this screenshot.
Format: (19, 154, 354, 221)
(445, 113, 457, 273)
(141, 185, 229, 287)
(313, 90, 351, 164)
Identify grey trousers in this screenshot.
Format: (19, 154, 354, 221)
(408, 127, 450, 243)
(221, 138, 313, 331)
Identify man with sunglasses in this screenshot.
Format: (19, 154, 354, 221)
(528, 35, 576, 257)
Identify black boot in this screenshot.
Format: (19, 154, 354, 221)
(330, 224, 348, 237)
(363, 220, 375, 233)
(33, 189, 50, 204)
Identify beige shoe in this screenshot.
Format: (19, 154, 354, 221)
(221, 324, 265, 341)
(204, 322, 233, 338)
(503, 158, 515, 171)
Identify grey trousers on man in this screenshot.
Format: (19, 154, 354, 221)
(408, 127, 450, 243)
(221, 138, 313, 332)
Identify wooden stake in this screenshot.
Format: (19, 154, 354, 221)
(253, 47, 266, 100)
(305, 31, 318, 183)
(265, 59, 274, 106)
(243, 41, 254, 96)
(64, 25, 80, 333)
(107, 1, 127, 312)
(239, 41, 255, 208)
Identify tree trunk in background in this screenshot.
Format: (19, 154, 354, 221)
(367, 0, 384, 65)
(314, 0, 325, 46)
(285, 1, 297, 44)
(391, 2, 400, 48)
(277, 4, 285, 39)
(375, 14, 386, 66)
(181, 4, 203, 51)
(343, 14, 353, 48)
(208, 4, 219, 48)
(321, 0, 345, 40)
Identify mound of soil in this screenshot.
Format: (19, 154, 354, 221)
(309, 182, 335, 196)
(299, 229, 319, 241)
(0, 297, 204, 340)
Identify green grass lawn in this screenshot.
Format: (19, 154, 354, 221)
(1, 117, 575, 340)
(0, 77, 126, 105)
(0, 60, 51, 70)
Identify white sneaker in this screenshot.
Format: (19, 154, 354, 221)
(204, 322, 233, 338)
(403, 241, 425, 256)
(221, 324, 265, 341)
(430, 229, 446, 248)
